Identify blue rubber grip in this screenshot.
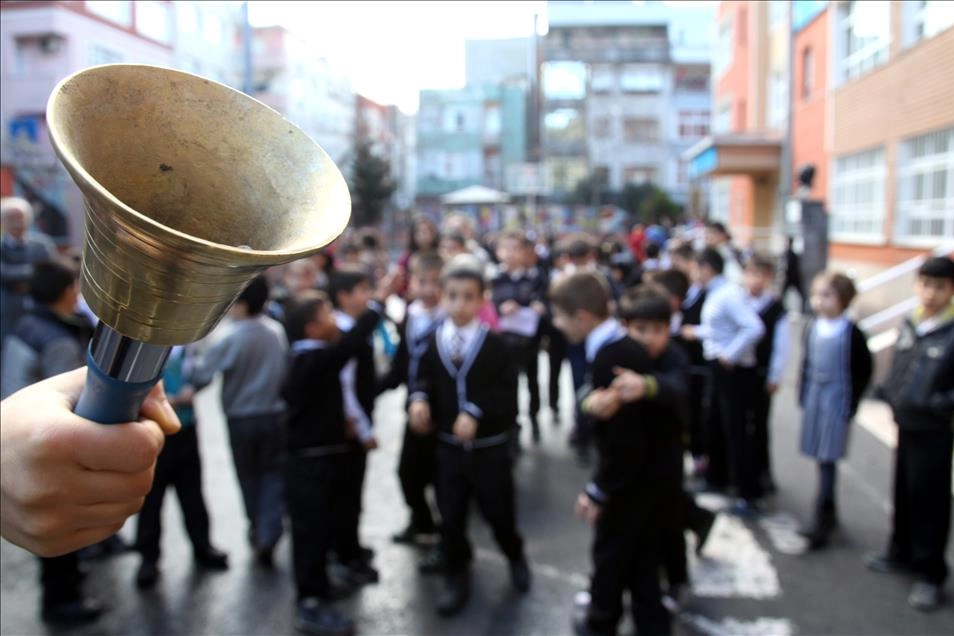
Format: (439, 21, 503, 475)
(74, 350, 162, 424)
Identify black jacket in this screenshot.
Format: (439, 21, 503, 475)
(413, 326, 518, 445)
(879, 310, 954, 432)
(585, 337, 659, 506)
(283, 305, 382, 451)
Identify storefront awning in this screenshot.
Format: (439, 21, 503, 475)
(684, 134, 783, 179)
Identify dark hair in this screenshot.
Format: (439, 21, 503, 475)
(409, 250, 444, 276)
(565, 235, 597, 260)
(671, 242, 695, 262)
(918, 256, 954, 283)
(815, 271, 857, 309)
(549, 271, 611, 319)
(498, 229, 526, 245)
(283, 290, 330, 342)
(648, 268, 690, 303)
(746, 252, 776, 275)
(618, 285, 672, 324)
(440, 256, 485, 294)
(29, 260, 76, 305)
(329, 265, 372, 307)
(237, 275, 270, 316)
(695, 247, 725, 275)
(645, 242, 661, 259)
(706, 221, 731, 240)
(409, 215, 440, 252)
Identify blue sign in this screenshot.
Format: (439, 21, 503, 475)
(689, 146, 719, 179)
(8, 116, 39, 143)
(792, 0, 828, 33)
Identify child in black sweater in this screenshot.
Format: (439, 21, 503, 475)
(282, 278, 395, 636)
(550, 271, 671, 636)
(409, 256, 530, 617)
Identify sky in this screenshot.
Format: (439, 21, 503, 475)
(248, 1, 547, 113)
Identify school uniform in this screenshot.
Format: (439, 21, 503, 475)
(283, 304, 383, 601)
(698, 276, 765, 504)
(411, 319, 525, 577)
(673, 283, 709, 460)
(879, 304, 954, 587)
(377, 302, 445, 535)
(581, 326, 671, 635)
(748, 292, 790, 488)
(491, 267, 547, 437)
(335, 309, 379, 564)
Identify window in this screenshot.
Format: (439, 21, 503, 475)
(624, 118, 660, 144)
(89, 42, 124, 66)
(713, 98, 732, 134)
(802, 48, 814, 99)
(137, 1, 172, 44)
(178, 2, 198, 34)
(839, 1, 890, 83)
(896, 128, 954, 243)
(544, 108, 584, 144)
(593, 116, 611, 140)
(904, 1, 954, 48)
(86, 1, 132, 26)
(624, 166, 658, 185)
(768, 0, 789, 31)
(483, 104, 501, 138)
(203, 13, 222, 46)
(714, 17, 734, 78)
(620, 66, 663, 92)
(678, 111, 710, 139)
(709, 178, 731, 223)
(542, 61, 586, 100)
(768, 71, 789, 128)
(830, 147, 886, 242)
(590, 66, 614, 93)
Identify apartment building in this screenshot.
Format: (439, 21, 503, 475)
(415, 83, 528, 202)
(1, 0, 179, 247)
(690, 0, 953, 263)
(251, 26, 355, 169)
(542, 0, 714, 205)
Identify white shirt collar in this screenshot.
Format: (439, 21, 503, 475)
(585, 318, 626, 362)
(335, 310, 356, 331)
(291, 338, 328, 353)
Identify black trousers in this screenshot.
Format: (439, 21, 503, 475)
(397, 424, 438, 533)
(436, 443, 524, 574)
(544, 322, 568, 411)
(751, 377, 775, 484)
(286, 453, 350, 600)
(39, 552, 83, 608)
(588, 501, 670, 636)
(687, 370, 709, 459)
(336, 447, 367, 563)
(502, 334, 541, 421)
(888, 428, 954, 585)
(705, 363, 762, 501)
(135, 425, 213, 562)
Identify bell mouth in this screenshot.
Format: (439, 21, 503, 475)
(47, 63, 350, 261)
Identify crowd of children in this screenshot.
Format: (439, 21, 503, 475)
(2, 192, 952, 634)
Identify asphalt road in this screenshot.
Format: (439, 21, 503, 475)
(2, 323, 953, 636)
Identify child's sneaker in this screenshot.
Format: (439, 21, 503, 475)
(295, 598, 354, 636)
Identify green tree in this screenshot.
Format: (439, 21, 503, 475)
(349, 140, 397, 227)
(637, 188, 682, 225)
(617, 182, 657, 218)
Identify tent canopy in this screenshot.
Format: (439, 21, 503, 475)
(440, 185, 510, 205)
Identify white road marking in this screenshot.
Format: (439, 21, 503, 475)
(688, 500, 782, 600)
(680, 613, 794, 636)
(758, 512, 810, 556)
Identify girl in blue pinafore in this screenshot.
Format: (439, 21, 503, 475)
(798, 271, 872, 549)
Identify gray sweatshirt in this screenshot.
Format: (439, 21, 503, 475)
(191, 315, 288, 418)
